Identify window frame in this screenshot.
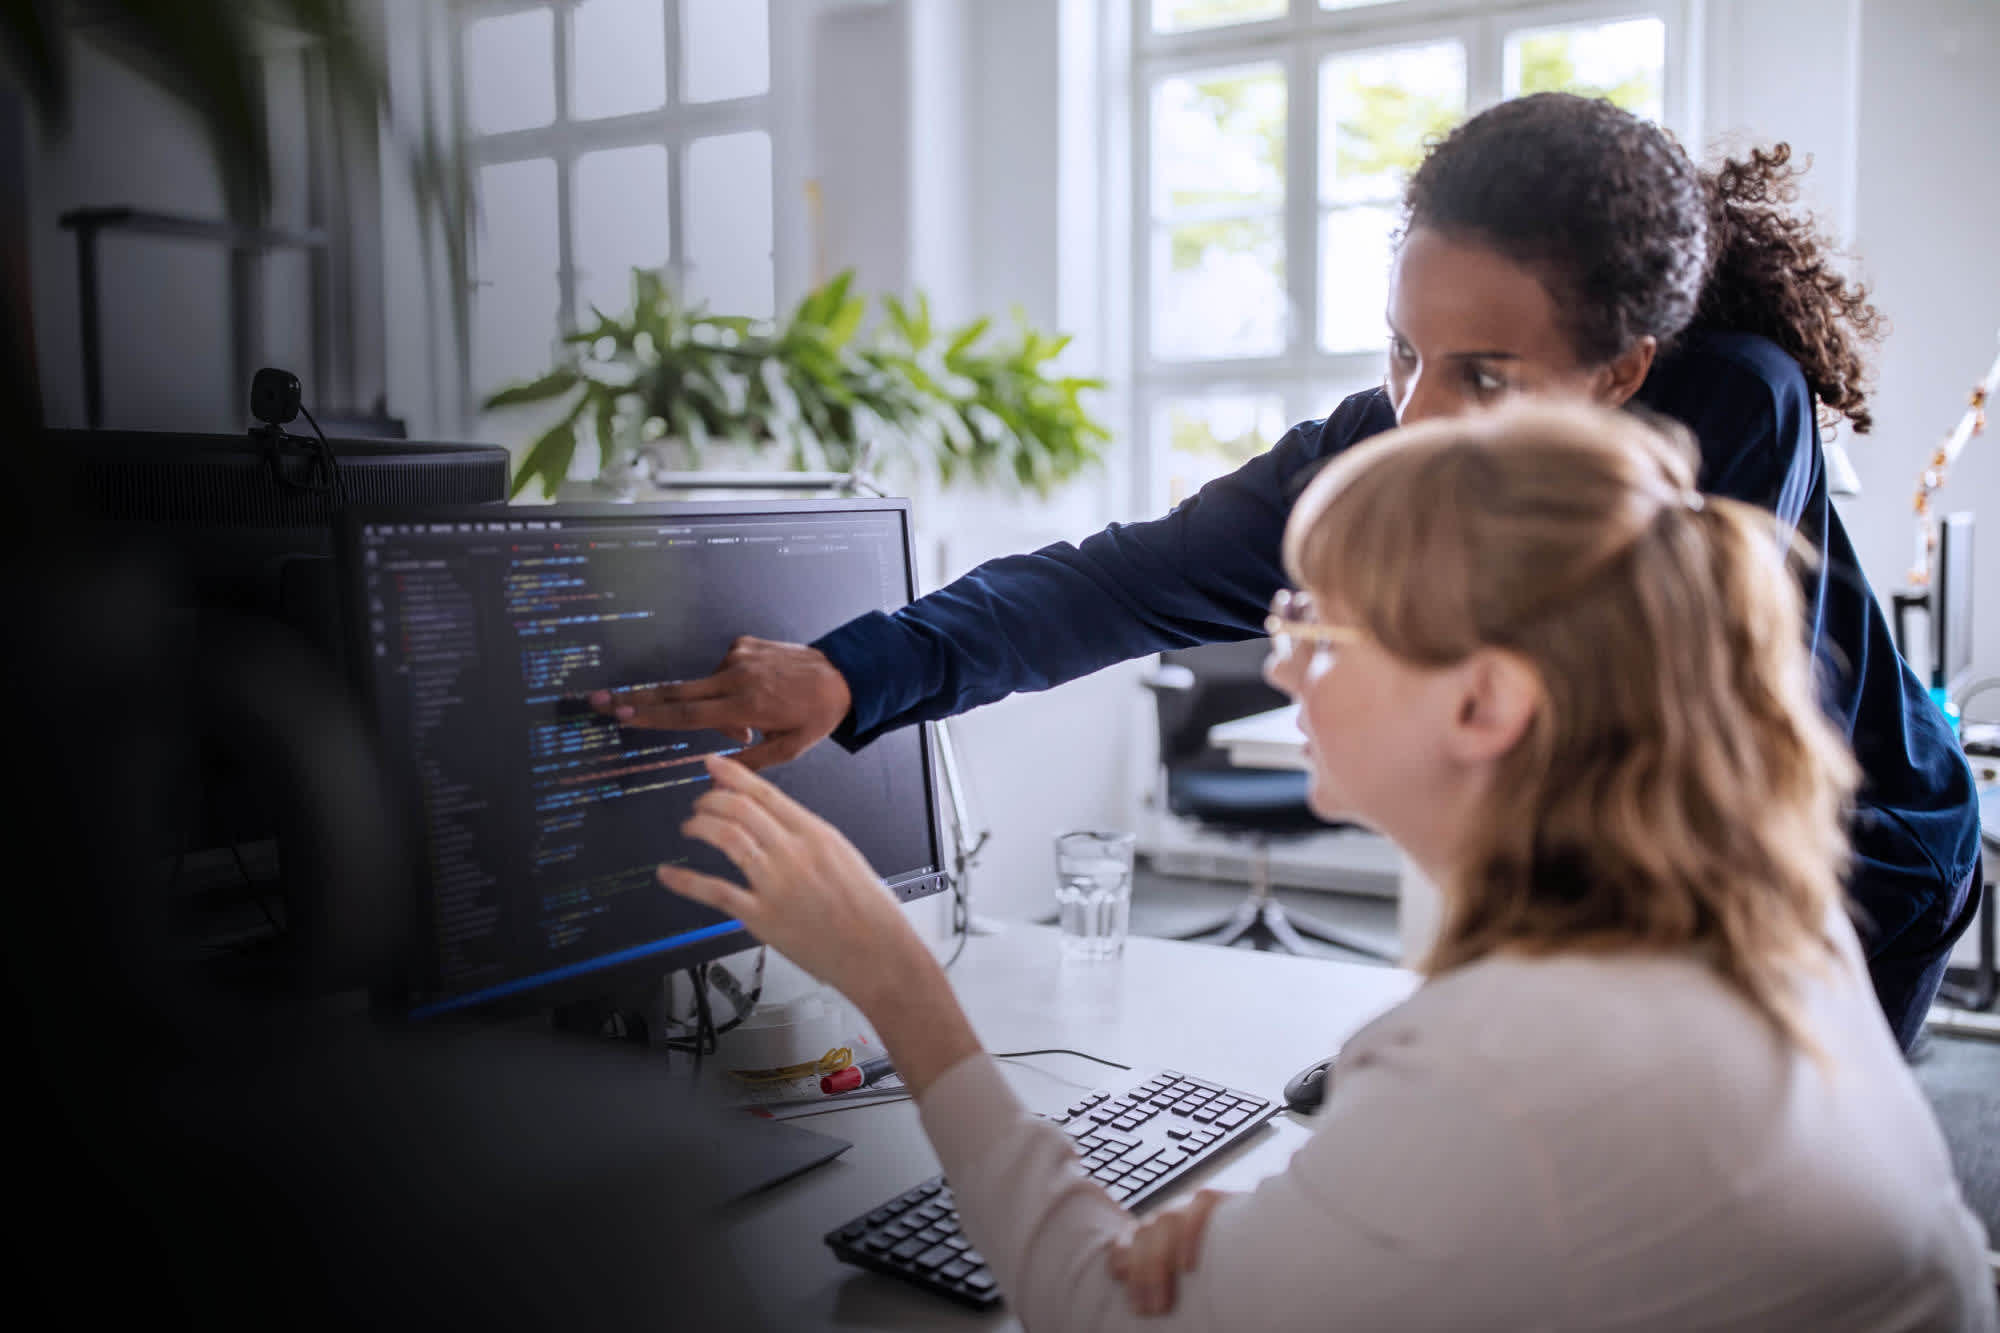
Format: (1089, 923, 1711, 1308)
(447, 0, 779, 426)
(1128, 0, 1692, 510)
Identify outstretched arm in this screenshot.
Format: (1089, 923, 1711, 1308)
(590, 401, 1381, 765)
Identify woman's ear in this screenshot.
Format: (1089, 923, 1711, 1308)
(1447, 649, 1542, 764)
(1595, 335, 1658, 407)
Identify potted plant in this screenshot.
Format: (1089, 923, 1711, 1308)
(485, 267, 1111, 501)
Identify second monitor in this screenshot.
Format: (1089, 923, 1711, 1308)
(342, 498, 948, 1022)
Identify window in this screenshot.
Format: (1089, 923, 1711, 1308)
(453, 0, 775, 424)
(1132, 0, 1684, 510)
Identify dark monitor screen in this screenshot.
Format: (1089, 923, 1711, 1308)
(340, 499, 946, 1019)
(1937, 512, 1975, 696)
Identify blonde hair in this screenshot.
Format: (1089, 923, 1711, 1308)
(1284, 400, 1858, 1050)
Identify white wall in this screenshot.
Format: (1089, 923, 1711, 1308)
(1702, 0, 2000, 719)
(805, 0, 1140, 924)
(1846, 0, 2000, 720)
(27, 26, 355, 436)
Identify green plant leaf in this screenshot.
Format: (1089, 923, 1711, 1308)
(483, 368, 581, 410)
(511, 419, 579, 500)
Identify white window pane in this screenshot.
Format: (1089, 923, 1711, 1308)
(474, 159, 562, 397)
(572, 0, 667, 121)
(685, 131, 775, 318)
(681, 0, 770, 103)
(1319, 205, 1397, 354)
(1505, 18, 1666, 122)
(1319, 42, 1466, 206)
(1152, 63, 1285, 219)
(1154, 395, 1287, 508)
(1320, 0, 1397, 11)
(1151, 0, 1283, 35)
(1152, 215, 1285, 361)
(463, 9, 555, 136)
(1307, 375, 1381, 420)
(573, 145, 670, 323)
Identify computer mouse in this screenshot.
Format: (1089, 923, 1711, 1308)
(1282, 1056, 1335, 1114)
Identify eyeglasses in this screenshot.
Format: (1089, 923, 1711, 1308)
(1264, 588, 1365, 658)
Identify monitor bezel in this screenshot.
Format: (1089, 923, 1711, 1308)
(336, 496, 952, 1023)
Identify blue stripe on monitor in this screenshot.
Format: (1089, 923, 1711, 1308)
(410, 919, 747, 1019)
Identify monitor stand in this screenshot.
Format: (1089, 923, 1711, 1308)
(548, 989, 853, 1203)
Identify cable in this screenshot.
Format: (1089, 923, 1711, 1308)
(991, 1047, 1132, 1071)
(296, 403, 347, 506)
(707, 948, 766, 1036)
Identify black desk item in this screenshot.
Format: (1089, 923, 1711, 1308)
(706, 1115, 852, 1203)
(825, 1068, 1278, 1310)
(1282, 1054, 1335, 1114)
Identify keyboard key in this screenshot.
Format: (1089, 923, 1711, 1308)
(865, 1206, 895, 1225)
(917, 1226, 946, 1245)
(945, 1236, 971, 1252)
(941, 1258, 975, 1281)
(915, 1243, 957, 1271)
(1165, 1127, 1189, 1140)
(891, 1236, 929, 1261)
(1108, 1184, 1135, 1201)
(1191, 1108, 1219, 1123)
(861, 1235, 895, 1254)
(965, 1273, 997, 1294)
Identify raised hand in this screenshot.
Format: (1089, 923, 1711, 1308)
(657, 753, 981, 1095)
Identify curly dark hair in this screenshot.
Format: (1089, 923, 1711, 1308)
(1403, 93, 1884, 433)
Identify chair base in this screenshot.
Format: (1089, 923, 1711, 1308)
(1170, 844, 1398, 962)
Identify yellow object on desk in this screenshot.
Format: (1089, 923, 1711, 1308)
(729, 1046, 853, 1084)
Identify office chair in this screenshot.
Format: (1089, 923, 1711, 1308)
(1141, 639, 1396, 961)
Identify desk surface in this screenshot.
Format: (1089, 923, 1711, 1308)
(715, 924, 1418, 1330)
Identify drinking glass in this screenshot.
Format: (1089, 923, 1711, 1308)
(1054, 830, 1136, 961)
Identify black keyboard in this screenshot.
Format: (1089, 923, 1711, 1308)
(823, 1068, 1278, 1310)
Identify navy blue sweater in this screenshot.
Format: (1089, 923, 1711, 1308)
(814, 330, 1980, 956)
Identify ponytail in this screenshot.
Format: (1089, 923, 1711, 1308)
(1696, 144, 1886, 433)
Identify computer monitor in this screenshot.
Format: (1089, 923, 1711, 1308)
(56, 425, 512, 998)
(340, 498, 949, 1021)
(1935, 511, 1975, 700)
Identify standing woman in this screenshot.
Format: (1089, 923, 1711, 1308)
(594, 93, 1982, 1050)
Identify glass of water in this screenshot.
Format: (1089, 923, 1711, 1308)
(1054, 830, 1137, 961)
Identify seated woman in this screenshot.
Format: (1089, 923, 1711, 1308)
(657, 401, 1996, 1332)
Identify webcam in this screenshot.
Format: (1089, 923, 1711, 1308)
(251, 367, 303, 428)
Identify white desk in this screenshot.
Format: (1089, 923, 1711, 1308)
(713, 924, 1418, 1330)
(1206, 703, 1308, 771)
